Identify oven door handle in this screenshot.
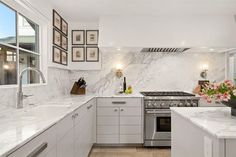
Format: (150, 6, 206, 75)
(146, 110, 171, 114)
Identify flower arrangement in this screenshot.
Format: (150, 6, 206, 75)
(200, 80, 236, 103)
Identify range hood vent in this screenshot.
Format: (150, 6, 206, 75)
(141, 48, 190, 53)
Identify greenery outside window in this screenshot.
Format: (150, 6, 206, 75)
(0, 1, 40, 85)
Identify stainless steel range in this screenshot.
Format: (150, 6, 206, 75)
(141, 91, 200, 147)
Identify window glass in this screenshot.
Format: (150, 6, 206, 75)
(0, 44, 17, 85)
(19, 50, 40, 84)
(18, 14, 39, 53)
(0, 2, 16, 46)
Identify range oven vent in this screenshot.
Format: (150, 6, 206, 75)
(141, 48, 190, 53)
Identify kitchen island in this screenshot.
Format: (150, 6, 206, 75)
(171, 107, 236, 157)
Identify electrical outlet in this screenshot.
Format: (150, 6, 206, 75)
(204, 136, 213, 157)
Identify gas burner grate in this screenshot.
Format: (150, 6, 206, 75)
(140, 91, 195, 97)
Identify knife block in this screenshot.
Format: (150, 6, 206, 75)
(70, 82, 86, 95)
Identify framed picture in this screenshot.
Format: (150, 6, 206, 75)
(72, 30, 85, 45)
(72, 47, 85, 62)
(61, 51, 68, 65)
(61, 35, 68, 50)
(53, 10, 61, 30)
(61, 18, 68, 36)
(86, 47, 99, 62)
(53, 46, 61, 64)
(86, 30, 99, 45)
(53, 29, 61, 47)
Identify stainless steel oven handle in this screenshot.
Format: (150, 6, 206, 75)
(145, 110, 170, 114)
(26, 142, 48, 157)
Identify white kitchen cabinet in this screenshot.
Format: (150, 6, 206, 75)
(74, 99, 96, 157)
(7, 125, 57, 157)
(96, 97, 143, 144)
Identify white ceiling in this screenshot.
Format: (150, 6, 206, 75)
(47, 0, 236, 22)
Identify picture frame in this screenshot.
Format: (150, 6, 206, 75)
(61, 18, 68, 36)
(53, 46, 61, 64)
(72, 30, 85, 45)
(86, 47, 99, 62)
(53, 10, 61, 30)
(61, 34, 68, 51)
(72, 47, 85, 62)
(53, 29, 61, 47)
(61, 50, 68, 65)
(86, 30, 99, 45)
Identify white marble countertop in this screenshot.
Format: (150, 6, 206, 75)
(0, 93, 143, 157)
(171, 107, 236, 139)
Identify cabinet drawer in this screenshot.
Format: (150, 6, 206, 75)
(97, 126, 119, 135)
(120, 135, 143, 144)
(97, 116, 119, 125)
(56, 112, 74, 141)
(97, 98, 142, 107)
(7, 125, 57, 157)
(120, 107, 141, 116)
(120, 126, 142, 135)
(97, 107, 119, 116)
(120, 116, 142, 125)
(97, 135, 119, 144)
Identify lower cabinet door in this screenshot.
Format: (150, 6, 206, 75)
(57, 129, 74, 157)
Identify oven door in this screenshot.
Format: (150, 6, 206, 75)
(145, 109, 171, 141)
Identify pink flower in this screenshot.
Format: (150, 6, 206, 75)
(222, 92, 231, 102)
(224, 80, 234, 88)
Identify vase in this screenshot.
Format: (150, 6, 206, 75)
(222, 99, 236, 116)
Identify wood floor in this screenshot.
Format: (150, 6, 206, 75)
(89, 146, 171, 157)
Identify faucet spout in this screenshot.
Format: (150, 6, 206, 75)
(17, 67, 46, 109)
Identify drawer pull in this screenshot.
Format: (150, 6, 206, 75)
(26, 142, 47, 157)
(87, 105, 93, 110)
(114, 109, 118, 112)
(120, 108, 124, 112)
(112, 101, 126, 104)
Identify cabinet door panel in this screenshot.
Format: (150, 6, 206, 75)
(97, 116, 119, 125)
(97, 135, 119, 144)
(56, 112, 74, 141)
(120, 107, 141, 116)
(97, 98, 142, 107)
(120, 116, 142, 125)
(97, 107, 119, 116)
(120, 125, 142, 135)
(97, 125, 119, 135)
(57, 129, 74, 157)
(7, 125, 57, 157)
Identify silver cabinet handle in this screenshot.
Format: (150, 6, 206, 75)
(112, 101, 126, 104)
(87, 105, 93, 110)
(26, 142, 47, 157)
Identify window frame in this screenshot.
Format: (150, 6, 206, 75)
(0, 0, 47, 88)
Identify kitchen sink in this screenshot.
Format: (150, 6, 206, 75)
(23, 105, 72, 119)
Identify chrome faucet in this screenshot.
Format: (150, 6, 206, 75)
(16, 67, 46, 109)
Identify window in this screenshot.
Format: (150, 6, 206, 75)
(0, 2, 40, 85)
(228, 53, 236, 85)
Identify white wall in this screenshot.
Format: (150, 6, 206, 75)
(99, 15, 236, 48)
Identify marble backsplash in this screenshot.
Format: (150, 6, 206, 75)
(0, 51, 226, 108)
(70, 51, 226, 95)
(0, 67, 71, 108)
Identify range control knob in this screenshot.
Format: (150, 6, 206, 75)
(192, 102, 197, 107)
(146, 102, 152, 108)
(178, 102, 184, 107)
(186, 102, 191, 107)
(160, 102, 165, 108)
(170, 103, 175, 107)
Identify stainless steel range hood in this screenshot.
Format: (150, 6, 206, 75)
(141, 48, 190, 53)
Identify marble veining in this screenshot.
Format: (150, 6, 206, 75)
(0, 94, 143, 157)
(171, 107, 236, 139)
(70, 51, 225, 95)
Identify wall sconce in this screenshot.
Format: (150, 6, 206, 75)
(115, 63, 123, 78)
(200, 64, 209, 79)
